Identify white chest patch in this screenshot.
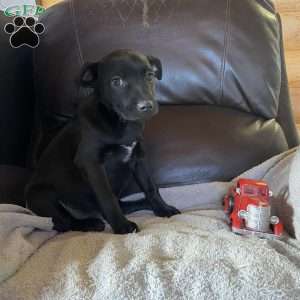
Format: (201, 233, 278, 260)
(121, 141, 137, 162)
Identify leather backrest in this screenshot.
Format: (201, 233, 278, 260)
(35, 0, 280, 120)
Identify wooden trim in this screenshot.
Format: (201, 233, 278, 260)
(40, 0, 61, 8)
(274, 0, 300, 12)
(275, 0, 300, 131)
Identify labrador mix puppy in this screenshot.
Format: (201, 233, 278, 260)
(25, 49, 180, 234)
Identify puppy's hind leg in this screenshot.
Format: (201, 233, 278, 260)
(119, 198, 152, 215)
(58, 191, 105, 232)
(26, 185, 74, 232)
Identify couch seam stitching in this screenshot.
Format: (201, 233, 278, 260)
(276, 13, 286, 118)
(219, 0, 231, 104)
(70, 0, 84, 66)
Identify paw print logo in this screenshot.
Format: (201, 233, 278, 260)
(4, 16, 45, 48)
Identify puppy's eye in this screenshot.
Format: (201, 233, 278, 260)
(145, 71, 155, 82)
(111, 77, 126, 88)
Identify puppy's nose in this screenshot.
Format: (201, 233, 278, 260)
(137, 101, 154, 113)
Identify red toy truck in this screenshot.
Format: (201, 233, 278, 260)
(224, 178, 284, 239)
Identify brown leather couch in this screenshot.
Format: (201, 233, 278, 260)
(0, 14, 34, 205)
(1, 0, 299, 204)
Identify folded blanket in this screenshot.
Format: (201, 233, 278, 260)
(1, 210, 300, 300)
(0, 205, 56, 283)
(0, 147, 299, 300)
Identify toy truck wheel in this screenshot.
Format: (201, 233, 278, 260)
(273, 222, 284, 236)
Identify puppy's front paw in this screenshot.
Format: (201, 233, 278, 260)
(153, 204, 181, 218)
(113, 220, 139, 234)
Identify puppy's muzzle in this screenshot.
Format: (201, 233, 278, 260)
(137, 101, 154, 113)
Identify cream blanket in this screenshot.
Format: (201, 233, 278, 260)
(0, 147, 300, 300)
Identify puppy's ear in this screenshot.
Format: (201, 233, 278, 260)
(80, 62, 99, 88)
(147, 56, 162, 80)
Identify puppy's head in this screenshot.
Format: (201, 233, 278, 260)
(80, 49, 162, 121)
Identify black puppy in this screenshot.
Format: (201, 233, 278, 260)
(25, 49, 180, 234)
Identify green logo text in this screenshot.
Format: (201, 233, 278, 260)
(4, 5, 45, 17)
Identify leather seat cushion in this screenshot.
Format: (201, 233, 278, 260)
(140, 105, 288, 188)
